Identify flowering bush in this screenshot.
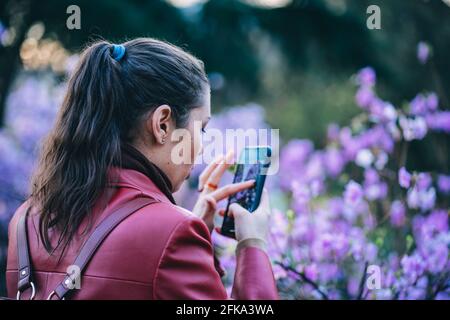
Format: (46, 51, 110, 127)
(207, 56, 450, 300)
(264, 63, 450, 299)
(0, 73, 63, 265)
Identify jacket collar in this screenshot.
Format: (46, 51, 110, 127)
(106, 166, 173, 205)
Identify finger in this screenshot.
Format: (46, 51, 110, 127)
(206, 151, 234, 188)
(209, 179, 255, 202)
(203, 195, 217, 212)
(214, 226, 222, 234)
(228, 203, 248, 218)
(256, 188, 271, 214)
(198, 154, 224, 191)
(223, 149, 235, 165)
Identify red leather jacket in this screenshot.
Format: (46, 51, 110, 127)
(6, 167, 279, 300)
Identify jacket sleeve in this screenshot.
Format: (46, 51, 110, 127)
(153, 215, 279, 300)
(231, 245, 279, 300)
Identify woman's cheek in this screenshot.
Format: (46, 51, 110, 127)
(191, 130, 202, 164)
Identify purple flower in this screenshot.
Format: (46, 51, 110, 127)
(341, 126, 394, 161)
(310, 179, 325, 197)
(312, 233, 334, 261)
(368, 98, 398, 123)
(410, 93, 439, 115)
(416, 172, 432, 191)
(379, 102, 398, 123)
(291, 181, 312, 214)
(303, 152, 325, 182)
(399, 116, 428, 141)
(406, 187, 420, 209)
(355, 149, 374, 168)
(418, 188, 436, 212)
(0, 21, 6, 39)
(427, 209, 449, 232)
(357, 67, 376, 87)
(374, 151, 389, 170)
(355, 87, 376, 109)
(339, 126, 352, 147)
(426, 111, 450, 133)
(349, 231, 366, 261)
(319, 263, 340, 283)
(291, 214, 313, 243)
(417, 42, 431, 64)
(404, 284, 427, 300)
(413, 210, 448, 244)
(280, 139, 314, 189)
(407, 187, 436, 212)
(269, 209, 290, 254)
(420, 241, 448, 274)
(304, 264, 319, 282)
(399, 167, 411, 189)
(272, 264, 288, 280)
(410, 94, 427, 115)
(426, 93, 439, 111)
(375, 289, 394, 300)
(437, 175, 450, 194)
(401, 254, 426, 284)
(324, 148, 346, 177)
(364, 169, 388, 200)
(390, 200, 406, 227)
(364, 168, 379, 185)
(327, 197, 345, 218)
(327, 123, 340, 142)
(364, 243, 378, 262)
(387, 121, 401, 141)
(344, 180, 364, 207)
(347, 277, 360, 297)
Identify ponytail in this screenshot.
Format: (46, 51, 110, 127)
(31, 41, 125, 254)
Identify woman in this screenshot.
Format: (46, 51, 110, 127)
(6, 38, 278, 300)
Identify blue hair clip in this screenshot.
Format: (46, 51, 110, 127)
(111, 44, 126, 61)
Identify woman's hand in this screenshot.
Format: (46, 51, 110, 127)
(192, 152, 255, 233)
(224, 188, 271, 243)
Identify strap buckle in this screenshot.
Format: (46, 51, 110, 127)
(47, 290, 65, 300)
(16, 281, 36, 300)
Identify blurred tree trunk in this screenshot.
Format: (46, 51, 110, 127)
(0, 0, 34, 127)
(0, 44, 22, 127)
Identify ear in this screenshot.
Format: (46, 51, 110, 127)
(146, 105, 172, 145)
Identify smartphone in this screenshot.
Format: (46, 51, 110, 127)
(220, 146, 271, 238)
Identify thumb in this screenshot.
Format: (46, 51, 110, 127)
(228, 203, 248, 219)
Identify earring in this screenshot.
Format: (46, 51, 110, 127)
(161, 138, 165, 144)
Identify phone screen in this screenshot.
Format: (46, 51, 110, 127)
(227, 162, 261, 212)
(221, 146, 271, 238)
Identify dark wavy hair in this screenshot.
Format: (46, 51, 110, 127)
(30, 38, 209, 255)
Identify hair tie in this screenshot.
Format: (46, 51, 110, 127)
(111, 44, 126, 61)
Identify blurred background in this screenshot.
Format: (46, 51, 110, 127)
(0, 0, 449, 299)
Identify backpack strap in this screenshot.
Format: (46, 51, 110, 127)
(16, 205, 35, 300)
(47, 196, 158, 300)
(15, 196, 157, 300)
